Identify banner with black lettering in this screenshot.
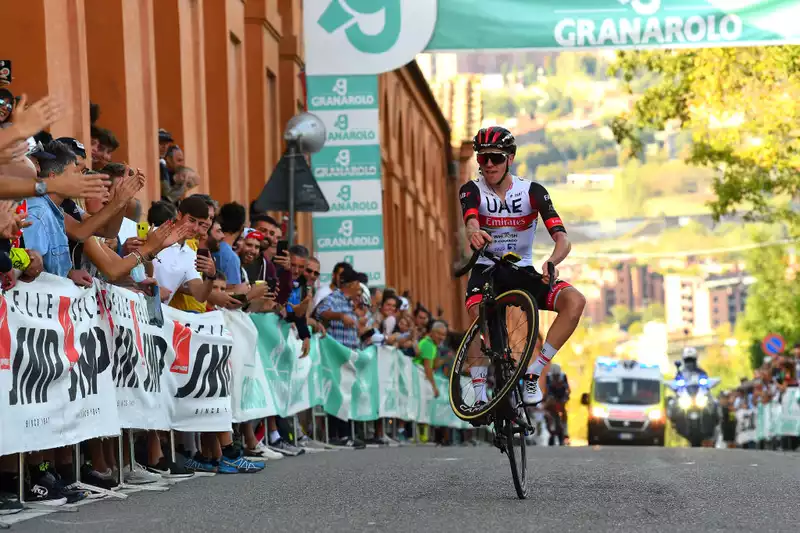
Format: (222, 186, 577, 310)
(163, 307, 234, 432)
(0, 274, 120, 456)
(735, 408, 757, 445)
(99, 283, 171, 430)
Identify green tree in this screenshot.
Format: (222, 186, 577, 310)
(627, 321, 644, 336)
(610, 304, 641, 331)
(612, 160, 649, 217)
(482, 90, 517, 118)
(609, 47, 800, 229)
(738, 233, 800, 359)
(641, 303, 665, 322)
(535, 162, 567, 183)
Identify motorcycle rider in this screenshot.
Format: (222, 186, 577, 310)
(676, 346, 709, 382)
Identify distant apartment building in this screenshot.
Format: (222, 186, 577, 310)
(664, 273, 754, 336)
(577, 260, 664, 324)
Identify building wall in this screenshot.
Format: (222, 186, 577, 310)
(1, 0, 304, 216)
(664, 275, 685, 332)
(2, 1, 467, 327)
(379, 62, 464, 328)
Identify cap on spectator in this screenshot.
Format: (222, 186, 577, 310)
(56, 137, 87, 159)
(33, 131, 53, 146)
(159, 128, 174, 143)
(243, 229, 265, 241)
(28, 139, 55, 160)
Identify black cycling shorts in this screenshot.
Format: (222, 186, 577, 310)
(465, 264, 573, 312)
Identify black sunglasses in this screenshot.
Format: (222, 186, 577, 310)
(306, 268, 320, 277)
(476, 152, 508, 166)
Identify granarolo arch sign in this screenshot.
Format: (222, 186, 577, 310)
(304, 0, 800, 285)
(306, 0, 800, 75)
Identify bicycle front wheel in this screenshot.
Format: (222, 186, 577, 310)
(504, 413, 528, 499)
(449, 289, 539, 421)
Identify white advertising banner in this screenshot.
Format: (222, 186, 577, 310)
(0, 274, 120, 456)
(162, 307, 234, 432)
(0, 277, 469, 456)
(99, 283, 171, 431)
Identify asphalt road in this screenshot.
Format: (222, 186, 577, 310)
(8, 444, 799, 533)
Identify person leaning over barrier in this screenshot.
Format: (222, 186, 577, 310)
(415, 321, 449, 399)
(315, 267, 362, 350)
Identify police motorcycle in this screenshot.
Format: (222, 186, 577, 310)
(666, 359, 720, 447)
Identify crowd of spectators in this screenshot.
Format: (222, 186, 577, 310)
(717, 345, 799, 451)
(0, 72, 467, 513)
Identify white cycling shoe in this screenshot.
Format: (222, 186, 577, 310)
(523, 375, 543, 405)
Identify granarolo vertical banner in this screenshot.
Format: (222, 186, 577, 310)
(0, 274, 120, 456)
(308, 74, 386, 287)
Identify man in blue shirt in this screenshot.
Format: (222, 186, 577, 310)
(315, 268, 363, 350)
(22, 141, 93, 286)
(212, 202, 244, 288)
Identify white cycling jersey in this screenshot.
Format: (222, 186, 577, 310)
(459, 173, 566, 267)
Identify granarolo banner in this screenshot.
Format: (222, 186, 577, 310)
(304, 0, 800, 76)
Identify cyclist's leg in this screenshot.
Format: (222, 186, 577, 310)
(527, 280, 585, 378)
(464, 266, 491, 404)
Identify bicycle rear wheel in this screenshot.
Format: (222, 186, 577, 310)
(449, 289, 539, 421)
(504, 408, 528, 499)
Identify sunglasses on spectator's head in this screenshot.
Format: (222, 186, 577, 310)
(476, 152, 508, 166)
(306, 268, 320, 277)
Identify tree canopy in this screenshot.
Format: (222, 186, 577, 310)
(610, 47, 800, 229)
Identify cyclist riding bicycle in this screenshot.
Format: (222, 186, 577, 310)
(459, 126, 586, 408)
(545, 364, 571, 445)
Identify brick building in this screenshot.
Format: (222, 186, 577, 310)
(664, 272, 754, 336)
(1, 0, 469, 328)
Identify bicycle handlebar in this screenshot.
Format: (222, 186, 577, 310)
(454, 245, 557, 290)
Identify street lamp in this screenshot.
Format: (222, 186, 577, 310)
(283, 112, 326, 245)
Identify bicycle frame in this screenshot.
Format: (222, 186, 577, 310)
(476, 262, 508, 363)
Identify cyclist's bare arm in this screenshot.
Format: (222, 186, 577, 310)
(547, 232, 571, 266)
(460, 181, 491, 248)
(529, 181, 570, 267)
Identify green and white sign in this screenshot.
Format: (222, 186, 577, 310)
(316, 181, 383, 217)
(314, 215, 384, 252)
(307, 76, 379, 110)
(304, 0, 800, 75)
(310, 74, 386, 286)
(316, 109, 380, 146)
(312, 146, 381, 181)
(232, 312, 469, 429)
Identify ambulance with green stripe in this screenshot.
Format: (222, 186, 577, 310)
(580, 358, 666, 446)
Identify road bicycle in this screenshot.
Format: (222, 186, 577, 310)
(449, 245, 554, 499)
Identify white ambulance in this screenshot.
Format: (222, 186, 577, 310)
(580, 358, 666, 446)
